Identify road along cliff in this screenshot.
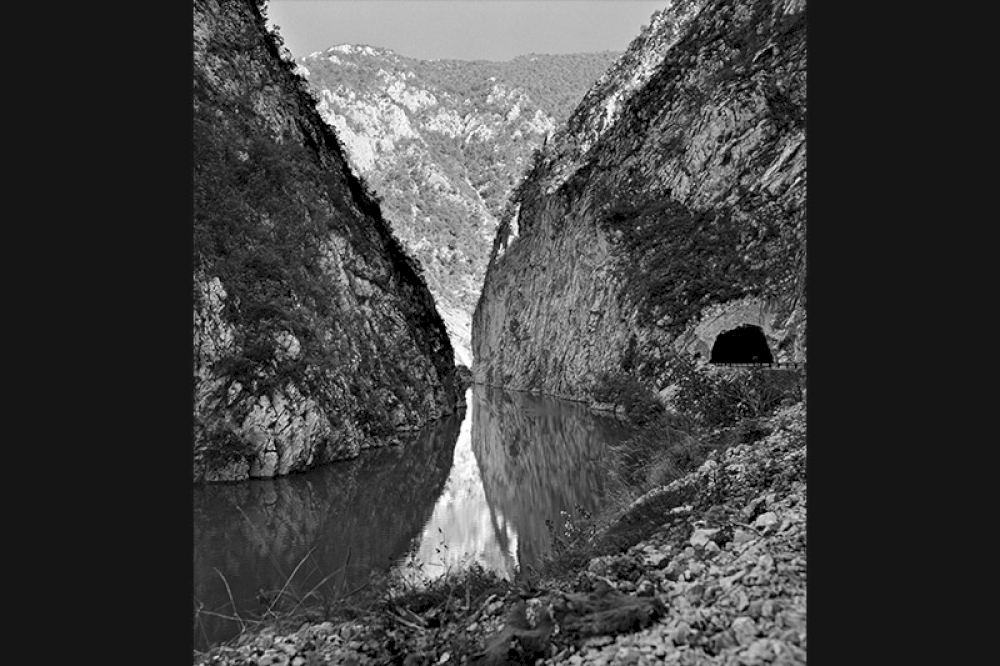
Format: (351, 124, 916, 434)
(472, 0, 806, 401)
(193, 0, 463, 482)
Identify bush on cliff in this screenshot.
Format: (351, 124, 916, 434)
(589, 371, 664, 426)
(193, 418, 255, 476)
(193, 83, 342, 407)
(664, 353, 804, 428)
(455, 364, 473, 389)
(600, 192, 804, 335)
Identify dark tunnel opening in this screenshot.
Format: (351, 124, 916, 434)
(710, 324, 774, 364)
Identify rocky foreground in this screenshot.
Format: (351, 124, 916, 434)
(195, 402, 805, 666)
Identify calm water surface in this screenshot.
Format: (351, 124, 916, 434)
(193, 385, 632, 650)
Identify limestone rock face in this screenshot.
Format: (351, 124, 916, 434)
(473, 0, 807, 399)
(193, 0, 462, 482)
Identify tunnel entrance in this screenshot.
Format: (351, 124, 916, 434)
(710, 324, 774, 364)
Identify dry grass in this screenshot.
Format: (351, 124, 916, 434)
(193, 532, 511, 660)
(193, 536, 364, 655)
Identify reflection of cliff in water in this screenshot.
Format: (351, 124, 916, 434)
(193, 410, 463, 650)
(470, 386, 631, 569)
(404, 390, 518, 581)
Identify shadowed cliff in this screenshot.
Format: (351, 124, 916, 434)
(193, 0, 462, 481)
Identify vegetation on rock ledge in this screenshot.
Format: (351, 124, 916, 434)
(600, 191, 803, 334)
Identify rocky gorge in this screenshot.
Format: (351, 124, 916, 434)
(193, 0, 808, 661)
(193, 0, 463, 482)
(291, 46, 619, 366)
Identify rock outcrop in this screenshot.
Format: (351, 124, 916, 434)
(193, 0, 462, 482)
(473, 0, 807, 400)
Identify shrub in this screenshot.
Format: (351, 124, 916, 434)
(598, 189, 804, 334)
(664, 353, 803, 428)
(590, 371, 664, 426)
(193, 419, 254, 475)
(606, 412, 703, 490)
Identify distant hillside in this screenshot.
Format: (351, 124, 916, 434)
(292, 45, 620, 364)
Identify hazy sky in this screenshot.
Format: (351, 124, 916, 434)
(266, 0, 669, 61)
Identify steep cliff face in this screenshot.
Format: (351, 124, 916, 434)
(473, 0, 806, 400)
(193, 0, 462, 482)
(293, 47, 619, 366)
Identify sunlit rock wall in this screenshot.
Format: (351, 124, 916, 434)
(473, 0, 807, 399)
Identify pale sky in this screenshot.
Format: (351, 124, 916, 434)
(266, 0, 669, 61)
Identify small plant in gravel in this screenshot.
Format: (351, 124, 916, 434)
(365, 564, 514, 664)
(546, 505, 598, 561)
(193, 544, 367, 655)
(542, 391, 806, 582)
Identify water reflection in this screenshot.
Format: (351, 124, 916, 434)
(470, 386, 630, 569)
(400, 392, 519, 581)
(193, 386, 632, 650)
(193, 412, 462, 651)
(362, 386, 633, 582)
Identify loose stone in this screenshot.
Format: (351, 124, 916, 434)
(754, 512, 779, 531)
(740, 638, 775, 665)
(731, 616, 758, 645)
(671, 621, 691, 646)
(689, 528, 719, 548)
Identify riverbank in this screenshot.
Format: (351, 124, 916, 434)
(194, 401, 805, 665)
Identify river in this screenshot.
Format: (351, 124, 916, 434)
(193, 385, 633, 650)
